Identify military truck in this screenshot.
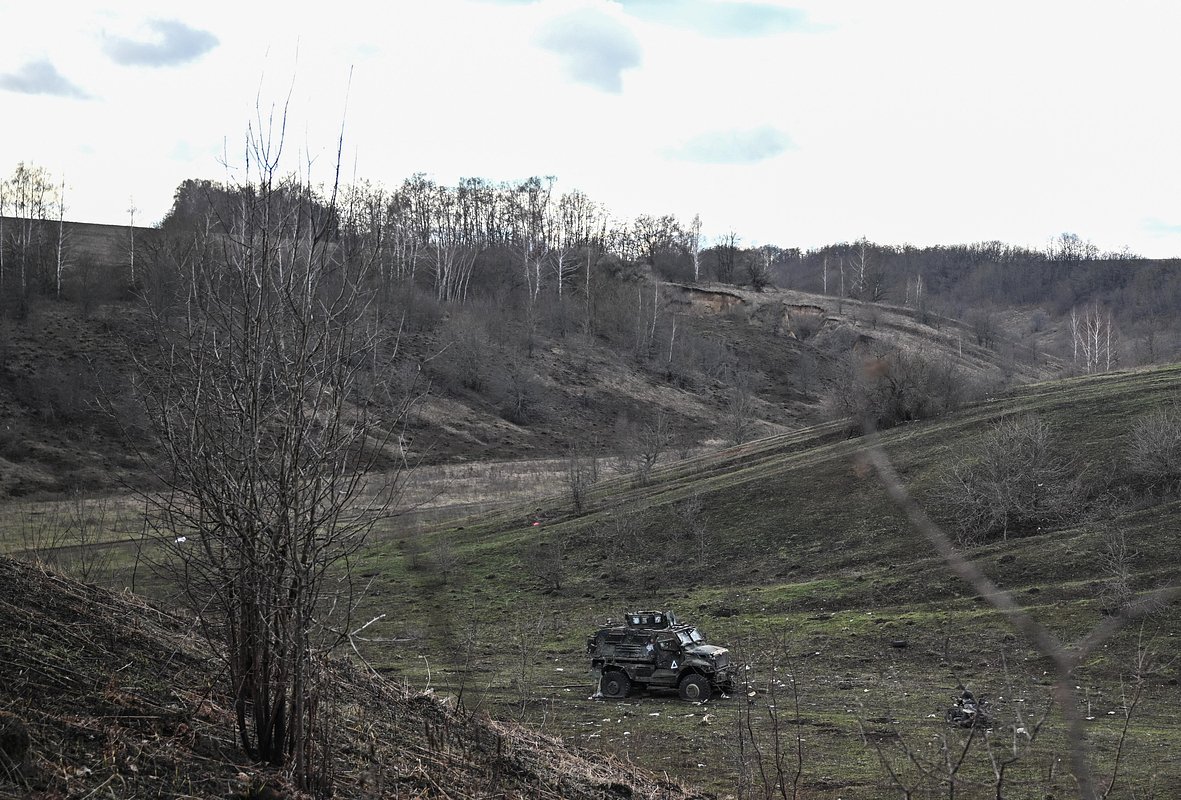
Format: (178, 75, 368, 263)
(587, 610, 735, 701)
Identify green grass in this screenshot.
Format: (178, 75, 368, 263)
(350, 363, 1181, 797)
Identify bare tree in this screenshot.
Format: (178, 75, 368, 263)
(131, 101, 413, 793)
(2, 162, 55, 309)
(746, 245, 774, 291)
(1097, 525, 1135, 612)
(686, 213, 703, 282)
(635, 412, 672, 482)
(55, 177, 69, 298)
(850, 237, 869, 298)
(127, 197, 138, 287)
(630, 213, 681, 269)
(726, 385, 757, 445)
(1070, 304, 1117, 374)
(0, 176, 6, 292)
(424, 185, 478, 303)
(715, 231, 739, 284)
(513, 176, 554, 305)
(549, 191, 590, 299)
(1048, 232, 1100, 263)
(565, 442, 598, 513)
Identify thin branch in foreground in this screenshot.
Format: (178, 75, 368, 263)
(859, 426, 1082, 798)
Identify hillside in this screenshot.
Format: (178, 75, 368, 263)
(0, 254, 1055, 499)
(0, 555, 705, 800)
(5, 213, 1168, 797)
(2, 334, 1179, 797)
(348, 363, 1181, 797)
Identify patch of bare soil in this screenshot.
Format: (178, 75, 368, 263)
(0, 556, 708, 799)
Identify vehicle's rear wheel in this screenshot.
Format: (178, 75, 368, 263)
(678, 673, 712, 702)
(600, 671, 631, 699)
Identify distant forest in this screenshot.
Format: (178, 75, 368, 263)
(4, 160, 1180, 370)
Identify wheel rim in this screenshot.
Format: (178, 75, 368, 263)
(684, 681, 701, 700)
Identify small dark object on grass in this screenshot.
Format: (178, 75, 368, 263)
(945, 689, 992, 728)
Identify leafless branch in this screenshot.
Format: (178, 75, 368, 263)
(862, 422, 1181, 799)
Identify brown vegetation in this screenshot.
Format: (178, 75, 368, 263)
(0, 556, 704, 799)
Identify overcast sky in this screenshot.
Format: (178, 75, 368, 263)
(3, 0, 1181, 256)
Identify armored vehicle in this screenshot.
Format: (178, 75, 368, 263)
(588, 610, 735, 701)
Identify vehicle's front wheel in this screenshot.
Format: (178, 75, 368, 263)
(678, 673, 712, 702)
(600, 671, 631, 699)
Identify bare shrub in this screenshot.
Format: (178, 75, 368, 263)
(938, 415, 1081, 542)
(565, 444, 599, 513)
(730, 632, 805, 800)
(431, 534, 462, 585)
(402, 532, 428, 572)
(615, 412, 671, 484)
(966, 308, 997, 348)
(523, 532, 565, 592)
(789, 312, 823, 341)
(726, 386, 757, 445)
(437, 312, 494, 393)
(63, 492, 114, 584)
(508, 613, 548, 720)
(13, 501, 68, 570)
(826, 346, 969, 430)
(11, 495, 117, 585)
(1126, 403, 1181, 495)
(130, 104, 413, 792)
(1098, 525, 1135, 613)
(677, 492, 708, 564)
(636, 412, 672, 480)
(493, 360, 544, 424)
(593, 506, 648, 579)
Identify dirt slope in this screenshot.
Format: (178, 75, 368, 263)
(0, 556, 706, 799)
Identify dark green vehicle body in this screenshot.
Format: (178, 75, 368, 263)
(588, 610, 736, 701)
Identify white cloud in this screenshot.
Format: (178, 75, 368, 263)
(102, 19, 219, 67)
(0, 60, 90, 99)
(667, 127, 793, 164)
(617, 0, 810, 37)
(535, 6, 641, 93)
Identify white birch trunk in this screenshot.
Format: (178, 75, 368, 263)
(56, 179, 66, 298)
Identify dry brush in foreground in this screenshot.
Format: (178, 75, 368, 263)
(0, 556, 705, 800)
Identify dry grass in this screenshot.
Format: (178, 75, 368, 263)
(0, 556, 707, 799)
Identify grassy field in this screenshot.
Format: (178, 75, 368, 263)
(344, 363, 1181, 798)
(2, 364, 1180, 797)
